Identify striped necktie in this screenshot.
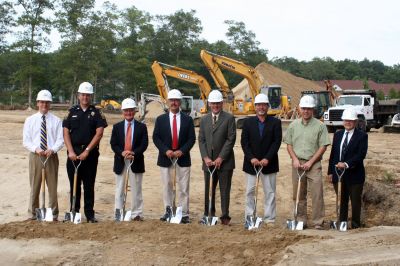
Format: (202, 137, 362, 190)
(341, 131, 349, 161)
(40, 115, 47, 151)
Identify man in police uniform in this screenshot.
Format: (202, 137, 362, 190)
(63, 82, 107, 223)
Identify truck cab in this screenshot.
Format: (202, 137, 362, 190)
(323, 92, 374, 132)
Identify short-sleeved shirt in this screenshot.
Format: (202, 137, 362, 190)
(283, 117, 330, 160)
(62, 105, 107, 147)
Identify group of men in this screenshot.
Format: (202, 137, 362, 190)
(23, 82, 368, 229)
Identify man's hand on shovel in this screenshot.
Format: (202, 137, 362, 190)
(122, 150, 134, 161)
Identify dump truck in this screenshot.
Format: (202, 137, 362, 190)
(323, 89, 400, 132)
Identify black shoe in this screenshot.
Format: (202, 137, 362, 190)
(87, 217, 98, 223)
(181, 216, 190, 224)
(160, 206, 172, 221)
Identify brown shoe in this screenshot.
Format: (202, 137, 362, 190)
(221, 217, 231, 225)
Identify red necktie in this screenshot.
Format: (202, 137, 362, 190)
(125, 122, 132, 151)
(172, 114, 178, 150)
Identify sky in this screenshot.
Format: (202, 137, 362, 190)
(91, 0, 400, 66)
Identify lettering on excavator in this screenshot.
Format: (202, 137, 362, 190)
(178, 73, 190, 79)
(221, 61, 235, 69)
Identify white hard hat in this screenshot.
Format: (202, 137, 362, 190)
(299, 95, 315, 108)
(167, 89, 183, 99)
(254, 93, 269, 104)
(341, 108, 358, 120)
(121, 98, 137, 110)
(208, 90, 223, 103)
(78, 82, 94, 94)
(36, 90, 52, 102)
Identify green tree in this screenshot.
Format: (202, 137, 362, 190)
(377, 90, 385, 100)
(0, 1, 15, 52)
(12, 0, 54, 108)
(388, 88, 399, 99)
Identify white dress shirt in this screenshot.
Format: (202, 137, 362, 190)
(339, 128, 354, 166)
(23, 112, 64, 153)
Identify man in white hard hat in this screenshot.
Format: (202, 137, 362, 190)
(63, 82, 107, 223)
(23, 90, 64, 221)
(153, 89, 196, 224)
(327, 107, 368, 229)
(241, 93, 282, 228)
(283, 95, 330, 229)
(198, 89, 236, 225)
(110, 98, 148, 221)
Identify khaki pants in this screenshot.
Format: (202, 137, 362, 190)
(28, 152, 59, 218)
(160, 165, 190, 217)
(292, 160, 324, 226)
(115, 161, 143, 217)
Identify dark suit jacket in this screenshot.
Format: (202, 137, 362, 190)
(153, 112, 195, 167)
(110, 119, 148, 174)
(198, 111, 236, 171)
(328, 128, 368, 184)
(241, 116, 282, 175)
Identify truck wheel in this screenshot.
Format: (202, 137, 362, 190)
(105, 104, 114, 111)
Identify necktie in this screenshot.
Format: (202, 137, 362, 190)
(124, 122, 132, 151)
(172, 114, 178, 150)
(213, 115, 217, 127)
(341, 131, 349, 161)
(40, 115, 47, 151)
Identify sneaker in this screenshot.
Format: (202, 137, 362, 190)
(181, 216, 190, 224)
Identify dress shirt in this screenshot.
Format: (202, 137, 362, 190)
(169, 111, 181, 138)
(23, 112, 64, 153)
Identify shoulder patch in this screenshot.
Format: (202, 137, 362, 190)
(99, 110, 106, 119)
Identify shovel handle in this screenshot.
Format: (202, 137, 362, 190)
(253, 165, 263, 219)
(294, 169, 306, 219)
(41, 167, 46, 209)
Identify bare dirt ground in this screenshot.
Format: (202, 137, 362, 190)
(1, 109, 400, 265)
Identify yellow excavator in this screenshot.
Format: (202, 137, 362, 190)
(138, 61, 200, 124)
(200, 50, 291, 121)
(151, 61, 212, 114)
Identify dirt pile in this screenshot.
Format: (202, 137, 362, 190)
(232, 62, 322, 107)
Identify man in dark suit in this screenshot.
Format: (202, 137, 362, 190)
(199, 90, 236, 225)
(110, 98, 148, 221)
(328, 108, 368, 229)
(241, 94, 282, 228)
(153, 89, 196, 224)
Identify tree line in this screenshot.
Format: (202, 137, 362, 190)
(1, 0, 399, 106)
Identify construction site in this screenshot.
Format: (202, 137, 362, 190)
(0, 53, 400, 265)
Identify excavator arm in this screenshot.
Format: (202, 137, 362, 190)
(151, 61, 211, 113)
(200, 50, 262, 105)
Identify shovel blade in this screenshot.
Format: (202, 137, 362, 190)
(64, 212, 71, 222)
(295, 221, 304, 230)
(248, 217, 263, 230)
(35, 208, 45, 221)
(170, 206, 183, 224)
(123, 210, 132, 221)
(206, 216, 218, 226)
(286, 219, 296, 230)
(330, 220, 338, 230)
(44, 208, 53, 222)
(339, 221, 348, 231)
(73, 212, 81, 224)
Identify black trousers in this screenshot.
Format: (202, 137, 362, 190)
(203, 169, 233, 219)
(334, 182, 364, 228)
(66, 151, 99, 219)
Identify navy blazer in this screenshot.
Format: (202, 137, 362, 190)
(328, 128, 368, 184)
(241, 116, 282, 175)
(153, 112, 195, 167)
(110, 119, 148, 174)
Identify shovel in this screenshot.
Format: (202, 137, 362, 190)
(330, 167, 347, 231)
(202, 166, 218, 226)
(116, 159, 135, 222)
(35, 156, 53, 222)
(287, 169, 307, 230)
(169, 157, 183, 224)
(64, 160, 82, 224)
(247, 165, 264, 230)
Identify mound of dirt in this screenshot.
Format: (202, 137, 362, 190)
(0, 221, 313, 265)
(232, 62, 322, 107)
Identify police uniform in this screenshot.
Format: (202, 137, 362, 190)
(63, 105, 107, 220)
